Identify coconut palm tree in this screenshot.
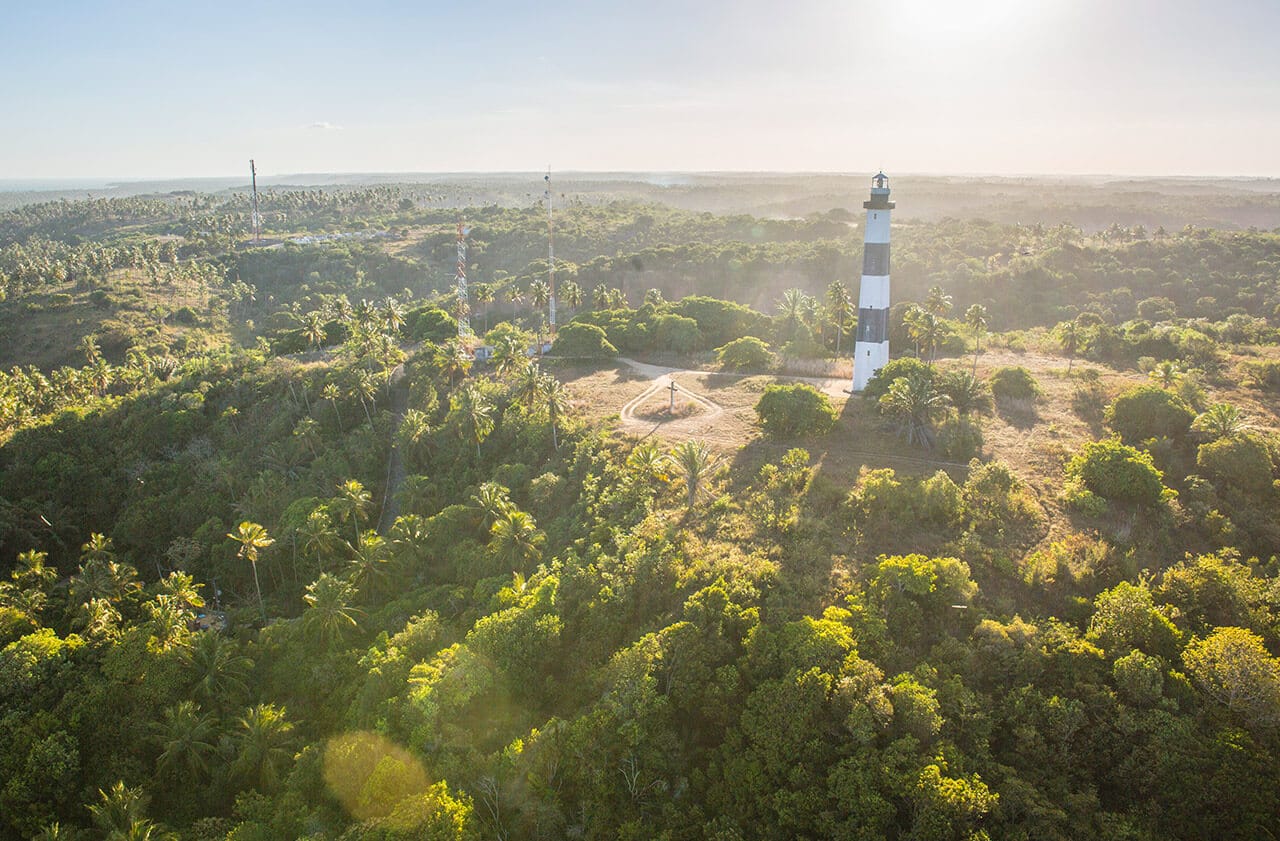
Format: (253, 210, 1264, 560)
(379, 297, 405, 335)
(435, 338, 471, 386)
(539, 371, 571, 449)
(230, 703, 297, 792)
(489, 509, 545, 572)
(227, 521, 273, 621)
(332, 480, 372, 546)
(776, 288, 808, 341)
(925, 285, 953, 317)
(1056, 318, 1081, 374)
(561, 280, 583, 314)
(965, 303, 988, 375)
(321, 381, 343, 427)
(151, 701, 218, 779)
(879, 370, 950, 448)
(1149, 360, 1182, 389)
(298, 508, 343, 573)
(670, 439, 721, 515)
(471, 482, 515, 529)
(827, 280, 853, 355)
(187, 631, 252, 712)
(302, 573, 362, 645)
(451, 382, 495, 458)
(346, 531, 390, 598)
(302, 312, 326, 351)
(474, 283, 496, 333)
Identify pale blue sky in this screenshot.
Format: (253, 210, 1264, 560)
(2, 0, 1278, 178)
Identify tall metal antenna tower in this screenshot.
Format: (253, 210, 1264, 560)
(249, 159, 261, 243)
(455, 220, 471, 338)
(545, 167, 557, 333)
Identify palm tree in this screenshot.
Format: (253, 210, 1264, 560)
(670, 439, 721, 515)
(474, 283, 496, 333)
(643, 287, 665, 307)
(321, 381, 343, 427)
(939, 370, 992, 416)
(88, 782, 152, 841)
(298, 508, 343, 572)
(964, 304, 988, 375)
(879, 371, 950, 448)
(489, 509, 545, 572)
(827, 280, 853, 355)
(451, 382, 495, 458)
(435, 338, 471, 386)
(302, 573, 362, 645)
(627, 440, 671, 484)
(925, 285, 953, 317)
(539, 371, 571, 449)
(346, 531, 390, 598)
(380, 297, 405, 335)
(561, 280, 583, 314)
(32, 822, 84, 841)
(302, 312, 326, 351)
(1149, 360, 1182, 389)
(506, 285, 525, 315)
(351, 368, 377, 425)
(151, 700, 218, 779)
(230, 703, 297, 792)
(1056, 318, 1080, 374)
(1192, 403, 1250, 440)
(187, 631, 252, 712)
(333, 479, 372, 546)
(227, 521, 273, 622)
(776, 288, 808, 341)
(494, 334, 531, 379)
(471, 482, 515, 529)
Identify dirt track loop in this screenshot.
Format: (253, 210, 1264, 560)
(613, 357, 849, 446)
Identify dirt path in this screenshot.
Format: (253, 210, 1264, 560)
(616, 357, 851, 398)
(377, 363, 409, 534)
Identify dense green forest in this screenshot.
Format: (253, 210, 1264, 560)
(2, 182, 1280, 840)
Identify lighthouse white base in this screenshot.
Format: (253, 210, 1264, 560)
(852, 340, 889, 392)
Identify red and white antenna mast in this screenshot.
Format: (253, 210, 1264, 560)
(249, 159, 261, 243)
(545, 167, 556, 333)
(455, 220, 471, 338)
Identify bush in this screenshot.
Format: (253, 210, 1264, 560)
(754, 383, 837, 437)
(1105, 386, 1195, 445)
(990, 366, 1041, 402)
(862, 357, 931, 400)
(1065, 439, 1167, 506)
(716, 336, 775, 372)
(551, 323, 617, 359)
(407, 307, 457, 344)
(1197, 434, 1276, 494)
(937, 416, 984, 461)
(650, 313, 702, 354)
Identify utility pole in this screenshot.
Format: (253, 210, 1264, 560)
(545, 167, 557, 333)
(249, 159, 261, 243)
(669, 381, 678, 413)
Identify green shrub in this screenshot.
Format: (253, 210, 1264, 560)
(650, 313, 702, 354)
(990, 366, 1041, 402)
(1242, 360, 1280, 392)
(1197, 434, 1276, 493)
(1105, 385, 1194, 445)
(754, 383, 837, 437)
(551, 323, 617, 359)
(716, 336, 775, 372)
(1065, 438, 1167, 506)
(407, 307, 457, 344)
(862, 357, 931, 400)
(937, 416, 984, 461)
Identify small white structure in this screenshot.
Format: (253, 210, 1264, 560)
(852, 172, 894, 392)
(471, 344, 495, 362)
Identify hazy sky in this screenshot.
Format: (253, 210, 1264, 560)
(2, 0, 1278, 178)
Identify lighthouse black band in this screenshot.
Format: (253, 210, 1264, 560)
(863, 243, 890, 276)
(856, 307, 888, 343)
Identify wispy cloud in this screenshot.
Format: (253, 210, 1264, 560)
(307, 121, 343, 131)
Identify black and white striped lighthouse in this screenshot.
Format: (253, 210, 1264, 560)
(852, 171, 894, 392)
